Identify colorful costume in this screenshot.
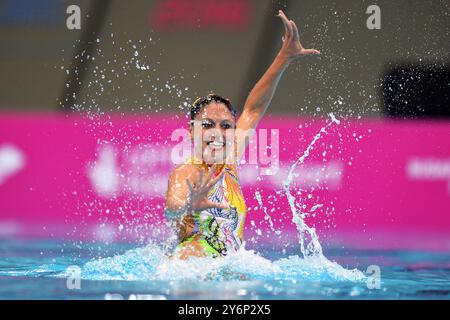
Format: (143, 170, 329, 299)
(175, 159, 247, 257)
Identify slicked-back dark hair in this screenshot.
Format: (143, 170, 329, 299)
(190, 94, 237, 121)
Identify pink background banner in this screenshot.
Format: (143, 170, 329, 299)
(0, 113, 449, 250)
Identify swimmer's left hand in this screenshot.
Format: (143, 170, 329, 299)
(277, 10, 320, 62)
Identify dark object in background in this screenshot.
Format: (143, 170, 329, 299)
(382, 65, 450, 118)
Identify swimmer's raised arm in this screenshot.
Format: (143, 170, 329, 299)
(234, 10, 320, 160)
(164, 164, 227, 240)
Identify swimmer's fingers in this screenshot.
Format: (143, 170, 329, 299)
(197, 169, 204, 188)
(278, 10, 292, 40)
(290, 20, 300, 42)
(277, 11, 321, 58)
(301, 48, 321, 55)
(186, 179, 195, 208)
(186, 178, 202, 207)
(186, 178, 194, 194)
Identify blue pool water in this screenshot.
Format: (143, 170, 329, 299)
(0, 238, 449, 299)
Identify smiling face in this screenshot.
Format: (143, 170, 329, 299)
(190, 102, 236, 164)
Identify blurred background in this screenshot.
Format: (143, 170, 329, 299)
(0, 0, 449, 250)
(1, 0, 448, 115)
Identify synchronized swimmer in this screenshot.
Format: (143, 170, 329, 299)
(164, 10, 320, 259)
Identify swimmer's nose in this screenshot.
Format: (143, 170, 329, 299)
(210, 132, 225, 142)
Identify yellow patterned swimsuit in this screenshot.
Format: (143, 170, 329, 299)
(175, 159, 247, 257)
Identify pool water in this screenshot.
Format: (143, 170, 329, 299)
(0, 238, 449, 300)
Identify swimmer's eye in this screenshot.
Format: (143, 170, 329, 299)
(220, 122, 234, 130)
(202, 120, 214, 129)
(194, 120, 234, 130)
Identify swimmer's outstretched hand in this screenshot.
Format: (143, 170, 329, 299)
(186, 165, 229, 211)
(277, 10, 320, 61)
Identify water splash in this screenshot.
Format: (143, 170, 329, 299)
(70, 244, 365, 283)
(254, 191, 281, 236)
(283, 113, 340, 259)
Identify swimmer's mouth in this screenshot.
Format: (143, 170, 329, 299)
(207, 141, 225, 148)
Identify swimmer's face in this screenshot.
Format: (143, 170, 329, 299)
(190, 102, 236, 164)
